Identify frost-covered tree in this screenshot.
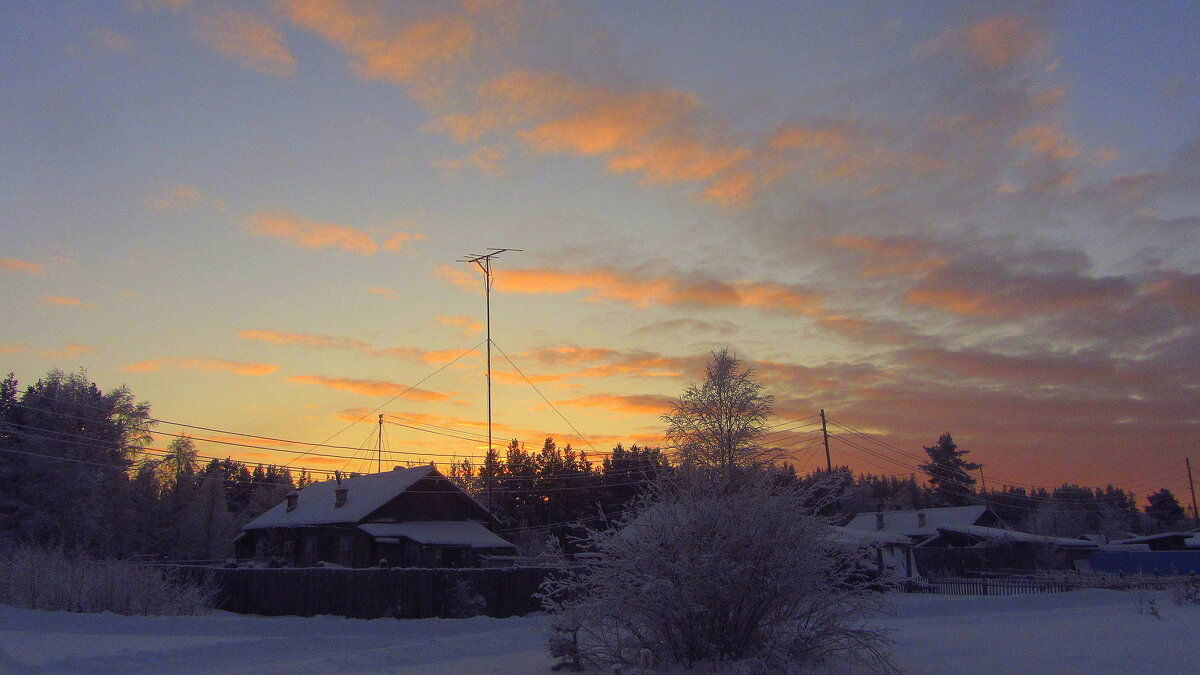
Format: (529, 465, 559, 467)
(541, 476, 895, 672)
(663, 348, 774, 487)
(0, 369, 152, 554)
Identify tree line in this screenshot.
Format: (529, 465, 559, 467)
(1, 367, 1191, 561)
(0, 370, 313, 559)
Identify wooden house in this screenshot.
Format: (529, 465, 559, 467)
(236, 465, 516, 568)
(844, 505, 1003, 547)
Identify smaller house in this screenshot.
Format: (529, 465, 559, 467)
(236, 464, 516, 568)
(1107, 531, 1200, 552)
(830, 526, 919, 581)
(844, 505, 1003, 547)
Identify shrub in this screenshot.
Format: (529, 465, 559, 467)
(1170, 577, 1200, 605)
(0, 545, 217, 615)
(541, 477, 896, 673)
(444, 579, 487, 618)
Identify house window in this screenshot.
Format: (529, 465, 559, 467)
(283, 540, 295, 563)
(254, 539, 266, 559)
(338, 535, 354, 567)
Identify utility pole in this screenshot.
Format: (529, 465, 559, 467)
(1187, 457, 1199, 528)
(820, 409, 832, 473)
(459, 248, 521, 458)
(377, 414, 383, 474)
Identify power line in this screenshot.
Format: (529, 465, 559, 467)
(492, 340, 600, 456)
(282, 340, 485, 468)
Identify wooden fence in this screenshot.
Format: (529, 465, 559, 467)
(174, 566, 555, 619)
(924, 574, 1191, 596)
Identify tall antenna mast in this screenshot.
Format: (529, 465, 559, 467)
(458, 248, 521, 457)
(377, 414, 383, 474)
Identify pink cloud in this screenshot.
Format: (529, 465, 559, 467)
(287, 374, 451, 401)
(123, 358, 277, 376)
(1, 258, 45, 275)
(40, 296, 93, 310)
(245, 211, 378, 255)
(193, 11, 296, 78)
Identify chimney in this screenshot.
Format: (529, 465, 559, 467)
(875, 512, 885, 530)
(285, 491, 298, 512)
(334, 488, 348, 508)
(917, 512, 927, 528)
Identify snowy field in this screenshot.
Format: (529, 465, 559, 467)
(1, 590, 1197, 674)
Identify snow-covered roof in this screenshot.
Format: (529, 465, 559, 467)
(844, 505, 991, 537)
(828, 525, 912, 546)
(936, 525, 1098, 548)
(243, 465, 439, 529)
(1109, 531, 1198, 546)
(358, 521, 515, 549)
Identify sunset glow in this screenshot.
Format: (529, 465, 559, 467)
(2, 1, 1197, 502)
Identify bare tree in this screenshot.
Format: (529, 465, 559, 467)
(663, 348, 774, 486)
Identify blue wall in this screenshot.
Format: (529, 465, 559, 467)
(1090, 551, 1200, 575)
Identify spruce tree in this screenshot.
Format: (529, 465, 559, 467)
(918, 433, 980, 507)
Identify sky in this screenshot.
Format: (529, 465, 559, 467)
(1, 1, 1198, 503)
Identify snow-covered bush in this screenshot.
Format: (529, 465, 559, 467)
(541, 478, 895, 672)
(1170, 578, 1200, 605)
(0, 545, 217, 615)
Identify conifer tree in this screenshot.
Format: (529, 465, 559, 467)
(918, 432, 980, 506)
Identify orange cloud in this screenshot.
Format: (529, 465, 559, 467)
(817, 316, 915, 346)
(437, 314, 483, 335)
(287, 374, 451, 401)
(41, 296, 93, 309)
(1, 258, 45, 275)
(380, 231, 424, 252)
(130, 0, 190, 11)
(523, 346, 621, 366)
(905, 263, 1133, 318)
(124, 360, 167, 372)
(92, 27, 133, 52)
(923, 15, 1043, 70)
(464, 69, 756, 197)
(437, 265, 485, 293)
(193, 11, 296, 77)
(124, 358, 277, 376)
(239, 328, 365, 350)
(280, 0, 480, 103)
(44, 343, 96, 359)
(245, 212, 422, 256)
(142, 184, 226, 212)
(0, 344, 26, 356)
(239, 328, 477, 364)
(769, 123, 851, 157)
(555, 393, 675, 416)
(830, 235, 947, 277)
(366, 286, 401, 300)
(245, 211, 377, 255)
(1009, 124, 1079, 160)
(486, 267, 823, 315)
(1143, 271, 1200, 320)
(432, 145, 509, 175)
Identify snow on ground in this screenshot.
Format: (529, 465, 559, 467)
(1, 590, 1197, 673)
(0, 608, 554, 674)
(869, 590, 1200, 674)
